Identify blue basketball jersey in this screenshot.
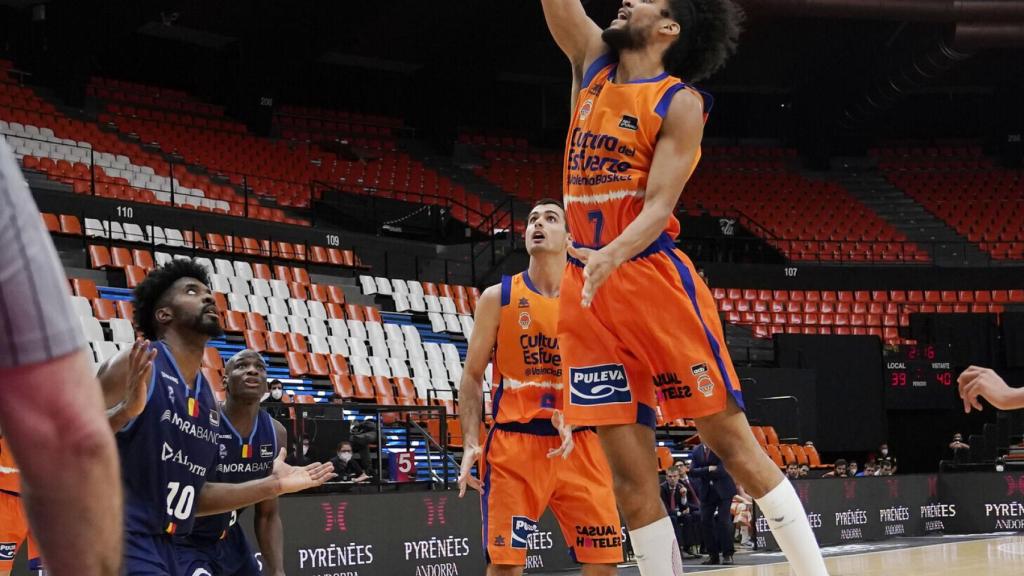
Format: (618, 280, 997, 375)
(117, 341, 221, 535)
(187, 408, 278, 543)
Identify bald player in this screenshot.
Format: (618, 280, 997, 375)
(175, 349, 287, 576)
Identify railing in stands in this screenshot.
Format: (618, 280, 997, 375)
(68, 212, 369, 271)
(7, 131, 309, 223)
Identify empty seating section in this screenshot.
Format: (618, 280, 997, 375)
(0, 69, 305, 225)
(463, 134, 924, 262)
(681, 146, 927, 263)
(463, 131, 561, 203)
(274, 104, 403, 148)
(87, 76, 498, 232)
(873, 144, 1024, 261)
(713, 287, 1024, 345)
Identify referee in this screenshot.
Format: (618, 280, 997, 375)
(0, 137, 122, 575)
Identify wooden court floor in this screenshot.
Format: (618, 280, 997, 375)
(684, 535, 1024, 575)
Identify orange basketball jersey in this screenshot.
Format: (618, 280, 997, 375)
(491, 272, 563, 426)
(563, 53, 711, 247)
(0, 436, 19, 494)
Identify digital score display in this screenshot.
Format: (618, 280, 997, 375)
(884, 343, 956, 409)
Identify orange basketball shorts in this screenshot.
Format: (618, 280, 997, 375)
(0, 491, 39, 571)
(559, 234, 744, 426)
(480, 426, 623, 566)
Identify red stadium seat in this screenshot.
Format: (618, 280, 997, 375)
(352, 375, 376, 401)
(331, 374, 355, 399)
(285, 352, 310, 377)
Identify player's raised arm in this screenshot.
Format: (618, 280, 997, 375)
(456, 285, 502, 497)
(97, 338, 157, 431)
(540, 0, 606, 69)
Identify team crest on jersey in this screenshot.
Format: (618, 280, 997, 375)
(579, 99, 594, 121)
(518, 297, 530, 309)
(518, 311, 531, 330)
(260, 444, 274, 458)
(167, 385, 175, 404)
(209, 409, 220, 427)
(692, 363, 715, 397)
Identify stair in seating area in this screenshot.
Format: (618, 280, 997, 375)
(834, 170, 990, 266)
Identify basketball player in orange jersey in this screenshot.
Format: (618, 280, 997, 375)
(458, 200, 621, 576)
(0, 432, 42, 576)
(541, 1, 829, 574)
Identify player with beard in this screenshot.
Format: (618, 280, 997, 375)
(98, 261, 335, 576)
(175, 349, 287, 576)
(540, 1, 829, 574)
(458, 200, 620, 576)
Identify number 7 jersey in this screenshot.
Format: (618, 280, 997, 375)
(563, 53, 710, 247)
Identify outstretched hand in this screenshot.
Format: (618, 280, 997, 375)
(270, 449, 337, 494)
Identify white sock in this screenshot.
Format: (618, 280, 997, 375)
(756, 480, 830, 575)
(630, 515, 683, 576)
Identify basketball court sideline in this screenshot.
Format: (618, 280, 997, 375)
(538, 534, 1024, 575)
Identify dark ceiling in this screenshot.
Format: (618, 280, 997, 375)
(1, 0, 1021, 151)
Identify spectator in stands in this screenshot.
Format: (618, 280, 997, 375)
(958, 366, 1024, 412)
(676, 462, 703, 557)
(798, 464, 809, 478)
(823, 459, 847, 478)
(878, 443, 896, 469)
(265, 379, 284, 402)
(697, 267, 709, 285)
(288, 435, 315, 466)
(349, 419, 377, 475)
(879, 459, 894, 476)
(691, 443, 736, 565)
(948, 433, 970, 457)
(660, 467, 701, 559)
(847, 461, 859, 477)
(785, 463, 800, 480)
(861, 461, 876, 477)
(731, 485, 754, 549)
(330, 441, 370, 483)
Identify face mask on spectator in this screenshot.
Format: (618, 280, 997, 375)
(338, 449, 352, 463)
(270, 389, 283, 400)
(302, 443, 309, 455)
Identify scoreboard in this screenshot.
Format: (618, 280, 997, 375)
(884, 343, 956, 409)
